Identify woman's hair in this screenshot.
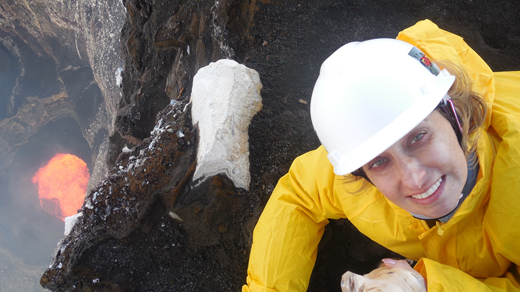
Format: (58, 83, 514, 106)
(344, 61, 488, 191)
(435, 61, 488, 156)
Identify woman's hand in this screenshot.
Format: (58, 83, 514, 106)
(382, 258, 427, 291)
(381, 258, 415, 271)
(341, 258, 427, 292)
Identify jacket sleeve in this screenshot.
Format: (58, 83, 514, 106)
(414, 259, 520, 291)
(243, 147, 347, 292)
(485, 70, 520, 273)
(474, 70, 520, 292)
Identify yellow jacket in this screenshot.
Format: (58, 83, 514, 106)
(244, 20, 520, 292)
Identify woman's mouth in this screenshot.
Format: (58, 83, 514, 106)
(411, 177, 443, 199)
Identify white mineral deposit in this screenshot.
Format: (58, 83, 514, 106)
(191, 59, 263, 190)
(64, 212, 83, 236)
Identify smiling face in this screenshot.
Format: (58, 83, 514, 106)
(362, 110, 468, 218)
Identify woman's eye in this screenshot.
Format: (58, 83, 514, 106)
(369, 158, 387, 169)
(410, 133, 425, 145)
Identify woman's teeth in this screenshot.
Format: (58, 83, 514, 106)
(412, 177, 443, 199)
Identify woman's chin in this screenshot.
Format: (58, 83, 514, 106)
(410, 201, 459, 219)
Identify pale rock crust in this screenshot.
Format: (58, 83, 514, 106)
(191, 59, 263, 190)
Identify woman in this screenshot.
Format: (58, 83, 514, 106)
(243, 20, 520, 291)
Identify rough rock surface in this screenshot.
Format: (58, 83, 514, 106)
(2, 0, 520, 291)
(191, 59, 263, 190)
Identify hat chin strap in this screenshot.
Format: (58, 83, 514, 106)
(410, 193, 464, 223)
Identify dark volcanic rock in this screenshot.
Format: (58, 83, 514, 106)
(36, 0, 520, 292)
(41, 97, 200, 290)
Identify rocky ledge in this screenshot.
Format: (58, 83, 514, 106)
(3, 0, 520, 291)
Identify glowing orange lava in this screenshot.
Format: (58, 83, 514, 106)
(31, 153, 90, 221)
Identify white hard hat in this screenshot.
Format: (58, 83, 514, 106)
(310, 38, 455, 175)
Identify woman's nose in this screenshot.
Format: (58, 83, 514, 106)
(398, 156, 427, 190)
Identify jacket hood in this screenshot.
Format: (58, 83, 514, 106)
(397, 19, 494, 131)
